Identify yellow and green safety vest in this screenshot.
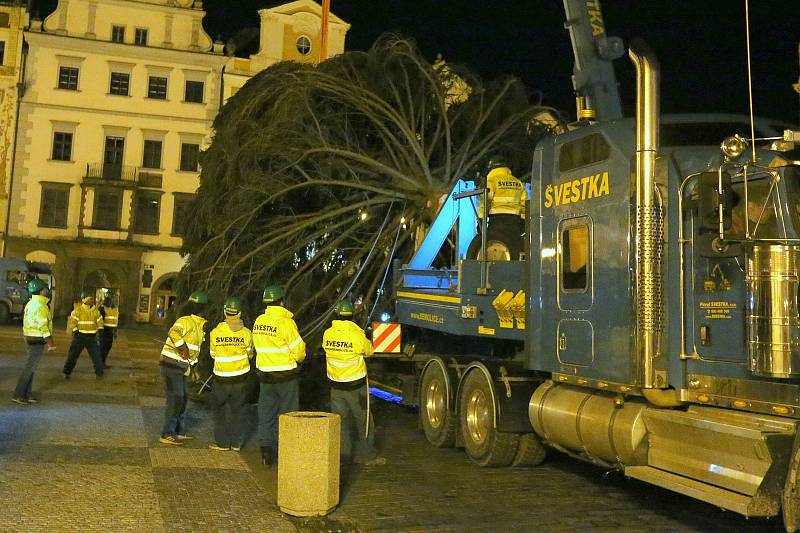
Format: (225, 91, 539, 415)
(252, 306, 306, 372)
(479, 166, 526, 217)
(322, 319, 374, 383)
(68, 303, 103, 334)
(22, 294, 53, 339)
(161, 314, 206, 370)
(210, 320, 253, 378)
(101, 305, 119, 328)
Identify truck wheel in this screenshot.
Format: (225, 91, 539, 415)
(0, 303, 9, 324)
(459, 369, 519, 467)
(420, 359, 456, 447)
(784, 443, 800, 531)
(466, 217, 523, 261)
(511, 433, 547, 467)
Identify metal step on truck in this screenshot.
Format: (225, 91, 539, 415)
(366, 1, 800, 530)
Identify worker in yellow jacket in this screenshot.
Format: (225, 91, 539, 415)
(252, 285, 305, 466)
(208, 297, 253, 452)
(478, 157, 526, 219)
(322, 299, 385, 466)
(97, 295, 119, 368)
(159, 291, 208, 445)
(63, 290, 104, 379)
(12, 279, 55, 404)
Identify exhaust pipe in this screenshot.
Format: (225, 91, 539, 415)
(629, 39, 663, 388)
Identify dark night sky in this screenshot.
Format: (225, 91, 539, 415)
(36, 1, 800, 121)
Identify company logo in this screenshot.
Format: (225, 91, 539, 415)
(586, 0, 606, 37)
(544, 172, 609, 208)
(410, 312, 444, 325)
(325, 340, 353, 349)
(253, 324, 277, 333)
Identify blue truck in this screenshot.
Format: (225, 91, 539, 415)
(373, 1, 800, 529)
(0, 258, 52, 323)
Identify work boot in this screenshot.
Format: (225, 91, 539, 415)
(261, 446, 275, 466)
(159, 436, 183, 446)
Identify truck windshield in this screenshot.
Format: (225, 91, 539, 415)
(729, 177, 781, 239)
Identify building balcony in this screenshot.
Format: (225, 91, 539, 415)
(82, 164, 163, 189)
(83, 163, 138, 187)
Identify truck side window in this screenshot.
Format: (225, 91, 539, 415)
(558, 134, 610, 172)
(562, 224, 589, 291)
(5, 270, 24, 286)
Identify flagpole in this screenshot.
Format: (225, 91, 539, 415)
(320, 0, 330, 62)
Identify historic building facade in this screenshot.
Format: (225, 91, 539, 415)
(0, 1, 29, 257)
(3, 0, 348, 323)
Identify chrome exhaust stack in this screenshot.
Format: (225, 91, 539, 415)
(629, 39, 663, 388)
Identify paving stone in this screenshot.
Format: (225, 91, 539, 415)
(149, 447, 249, 470)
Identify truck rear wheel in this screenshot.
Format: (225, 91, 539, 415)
(420, 359, 456, 447)
(466, 216, 523, 261)
(459, 369, 519, 467)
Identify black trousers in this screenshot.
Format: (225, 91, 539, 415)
(63, 333, 103, 376)
(98, 328, 115, 364)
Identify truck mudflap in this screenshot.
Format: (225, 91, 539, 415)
(630, 405, 796, 518)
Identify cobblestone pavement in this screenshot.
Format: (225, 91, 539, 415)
(0, 324, 786, 532)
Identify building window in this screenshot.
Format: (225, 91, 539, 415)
(0, 13, 9, 28)
(142, 140, 162, 169)
(0, 41, 5, 65)
(93, 189, 122, 230)
(39, 185, 70, 228)
(109, 72, 130, 96)
(184, 80, 204, 103)
(134, 28, 148, 46)
(179, 143, 199, 172)
(58, 66, 79, 90)
(133, 191, 160, 234)
(296, 35, 311, 55)
(561, 223, 589, 292)
(147, 76, 167, 99)
(51, 132, 73, 161)
(172, 194, 194, 236)
(111, 25, 125, 43)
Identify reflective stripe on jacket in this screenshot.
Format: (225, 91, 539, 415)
(100, 306, 119, 328)
(22, 295, 53, 339)
(68, 303, 103, 334)
(210, 320, 253, 377)
(252, 306, 305, 372)
(322, 319, 374, 382)
(161, 314, 206, 369)
(479, 166, 526, 217)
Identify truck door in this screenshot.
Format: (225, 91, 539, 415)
(557, 216, 594, 366)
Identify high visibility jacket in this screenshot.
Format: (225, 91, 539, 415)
(322, 320, 374, 383)
(161, 314, 207, 370)
(100, 305, 119, 328)
(479, 166, 526, 217)
(210, 320, 253, 378)
(252, 306, 306, 372)
(68, 303, 103, 334)
(22, 295, 53, 340)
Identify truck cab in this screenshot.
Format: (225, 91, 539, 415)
(0, 258, 53, 323)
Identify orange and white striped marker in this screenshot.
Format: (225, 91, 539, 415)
(372, 322, 401, 353)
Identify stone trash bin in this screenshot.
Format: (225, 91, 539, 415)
(277, 411, 341, 516)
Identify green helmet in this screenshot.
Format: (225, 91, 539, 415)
(262, 285, 285, 304)
(486, 154, 507, 172)
(81, 290, 94, 303)
(188, 291, 208, 304)
(224, 297, 243, 316)
(334, 299, 354, 317)
(27, 278, 46, 294)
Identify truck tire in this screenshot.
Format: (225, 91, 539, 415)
(459, 369, 519, 467)
(511, 433, 547, 467)
(784, 442, 800, 532)
(420, 359, 456, 448)
(0, 303, 9, 324)
(466, 216, 523, 261)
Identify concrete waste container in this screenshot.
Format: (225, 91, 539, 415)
(277, 411, 341, 516)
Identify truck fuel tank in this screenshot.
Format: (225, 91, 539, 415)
(529, 381, 648, 466)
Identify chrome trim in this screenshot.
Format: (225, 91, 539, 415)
(629, 39, 663, 388)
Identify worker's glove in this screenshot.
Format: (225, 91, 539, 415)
(46, 337, 56, 352)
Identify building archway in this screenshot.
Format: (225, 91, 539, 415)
(83, 269, 120, 307)
(150, 273, 178, 325)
